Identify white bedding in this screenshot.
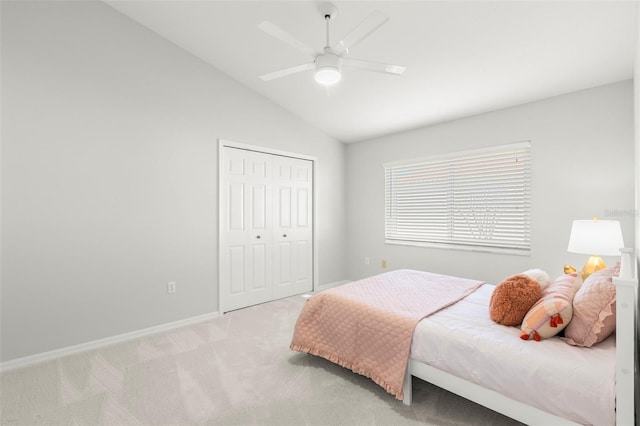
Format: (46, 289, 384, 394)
(410, 283, 616, 426)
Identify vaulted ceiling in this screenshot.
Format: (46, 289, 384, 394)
(106, 1, 638, 143)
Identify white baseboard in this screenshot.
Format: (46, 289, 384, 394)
(0, 311, 219, 373)
(315, 280, 351, 291)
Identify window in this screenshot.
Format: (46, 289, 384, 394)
(384, 142, 531, 254)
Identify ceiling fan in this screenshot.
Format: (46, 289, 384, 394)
(258, 3, 406, 86)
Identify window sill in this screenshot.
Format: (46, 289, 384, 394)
(384, 239, 531, 256)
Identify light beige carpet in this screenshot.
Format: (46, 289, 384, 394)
(1, 294, 523, 425)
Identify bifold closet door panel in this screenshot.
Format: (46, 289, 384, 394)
(273, 156, 313, 299)
(220, 148, 274, 312)
(292, 158, 313, 295)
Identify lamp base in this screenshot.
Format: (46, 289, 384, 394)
(580, 256, 606, 281)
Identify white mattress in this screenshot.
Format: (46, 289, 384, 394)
(410, 284, 615, 426)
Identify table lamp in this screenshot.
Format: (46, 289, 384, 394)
(567, 218, 624, 281)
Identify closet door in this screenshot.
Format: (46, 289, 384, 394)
(220, 147, 273, 312)
(220, 144, 314, 313)
(273, 156, 313, 298)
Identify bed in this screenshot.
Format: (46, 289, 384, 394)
(290, 267, 637, 426)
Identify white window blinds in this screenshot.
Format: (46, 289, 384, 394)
(384, 142, 531, 253)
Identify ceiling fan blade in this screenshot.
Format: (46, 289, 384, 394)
(342, 58, 406, 75)
(259, 63, 315, 81)
(258, 21, 317, 58)
(333, 10, 389, 56)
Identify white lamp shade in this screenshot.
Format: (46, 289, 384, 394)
(567, 219, 624, 256)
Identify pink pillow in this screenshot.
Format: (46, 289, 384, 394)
(563, 264, 620, 347)
(520, 273, 582, 341)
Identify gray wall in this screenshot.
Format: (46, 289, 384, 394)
(1, 1, 347, 362)
(633, 7, 639, 412)
(347, 81, 635, 285)
(2, 0, 637, 365)
(635, 3, 640, 271)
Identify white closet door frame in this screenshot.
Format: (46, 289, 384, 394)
(218, 139, 318, 313)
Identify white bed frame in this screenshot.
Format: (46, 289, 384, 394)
(402, 270, 638, 425)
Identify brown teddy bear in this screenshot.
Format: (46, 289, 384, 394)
(490, 274, 543, 326)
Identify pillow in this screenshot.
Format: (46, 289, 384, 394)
(563, 263, 620, 347)
(490, 275, 542, 326)
(521, 268, 551, 290)
(520, 272, 582, 341)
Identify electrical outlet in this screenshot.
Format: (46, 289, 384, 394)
(381, 259, 387, 269)
(365, 257, 370, 265)
(167, 281, 176, 294)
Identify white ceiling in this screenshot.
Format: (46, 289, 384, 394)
(106, 0, 638, 143)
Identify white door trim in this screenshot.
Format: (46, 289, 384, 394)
(218, 138, 318, 313)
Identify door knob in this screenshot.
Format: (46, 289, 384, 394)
(283, 234, 287, 238)
(256, 235, 261, 239)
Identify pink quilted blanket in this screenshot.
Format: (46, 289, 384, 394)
(290, 269, 483, 399)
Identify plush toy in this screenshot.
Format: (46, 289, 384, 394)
(521, 268, 551, 290)
(490, 274, 543, 326)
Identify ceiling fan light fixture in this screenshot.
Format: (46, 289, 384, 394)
(315, 67, 341, 85)
(314, 53, 341, 85)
